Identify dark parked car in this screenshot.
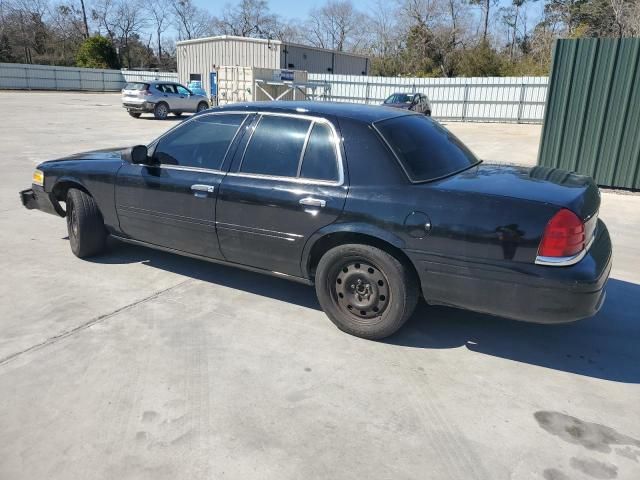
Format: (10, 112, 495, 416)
(20, 102, 611, 340)
(383, 92, 431, 116)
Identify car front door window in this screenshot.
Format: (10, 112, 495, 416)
(154, 114, 247, 169)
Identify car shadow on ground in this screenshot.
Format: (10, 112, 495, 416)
(92, 238, 640, 383)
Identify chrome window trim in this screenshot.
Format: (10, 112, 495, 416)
(226, 171, 341, 186)
(535, 234, 596, 267)
(148, 111, 250, 173)
(159, 165, 224, 174)
(296, 122, 315, 177)
(238, 114, 263, 172)
(235, 111, 344, 186)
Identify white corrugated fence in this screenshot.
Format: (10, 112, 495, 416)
(0, 63, 178, 91)
(308, 73, 548, 123)
(0, 63, 548, 123)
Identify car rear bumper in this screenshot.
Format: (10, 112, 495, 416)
(122, 101, 155, 113)
(20, 186, 63, 216)
(407, 220, 613, 324)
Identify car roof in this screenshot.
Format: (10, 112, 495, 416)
(212, 101, 414, 123)
(125, 80, 177, 85)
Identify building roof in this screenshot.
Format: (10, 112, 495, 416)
(211, 101, 412, 123)
(176, 35, 369, 60)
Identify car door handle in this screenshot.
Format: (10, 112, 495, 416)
(299, 197, 326, 207)
(191, 184, 215, 193)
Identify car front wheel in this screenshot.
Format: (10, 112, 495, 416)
(315, 244, 419, 340)
(196, 102, 209, 112)
(66, 188, 108, 258)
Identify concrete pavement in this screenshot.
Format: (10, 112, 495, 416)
(0, 92, 639, 480)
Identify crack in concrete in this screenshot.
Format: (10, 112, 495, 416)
(0, 279, 192, 367)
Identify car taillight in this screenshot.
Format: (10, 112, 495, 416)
(538, 209, 585, 258)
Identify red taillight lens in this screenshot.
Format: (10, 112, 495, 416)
(538, 209, 585, 257)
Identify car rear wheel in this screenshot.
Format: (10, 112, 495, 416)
(128, 111, 141, 118)
(315, 244, 418, 340)
(66, 189, 108, 258)
(153, 102, 169, 120)
(196, 102, 208, 113)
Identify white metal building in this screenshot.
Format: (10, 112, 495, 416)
(176, 35, 369, 97)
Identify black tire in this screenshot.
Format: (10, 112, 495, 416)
(153, 102, 169, 120)
(66, 189, 108, 258)
(315, 244, 419, 340)
(172, 111, 183, 117)
(128, 111, 141, 118)
(196, 102, 208, 113)
(425, 110, 432, 117)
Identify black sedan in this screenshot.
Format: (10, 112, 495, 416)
(20, 102, 612, 340)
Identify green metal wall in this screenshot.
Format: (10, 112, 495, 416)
(538, 38, 640, 189)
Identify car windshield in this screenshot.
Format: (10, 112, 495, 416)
(384, 93, 412, 104)
(124, 82, 147, 91)
(375, 114, 480, 182)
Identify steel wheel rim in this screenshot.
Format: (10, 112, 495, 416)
(332, 260, 390, 320)
(67, 202, 78, 238)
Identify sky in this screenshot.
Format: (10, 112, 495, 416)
(190, 0, 546, 44)
(194, 0, 381, 23)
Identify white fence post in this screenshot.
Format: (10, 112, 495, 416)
(517, 83, 526, 123)
(462, 84, 469, 121)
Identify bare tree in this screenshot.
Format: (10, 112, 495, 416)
(217, 0, 279, 37)
(170, 0, 214, 40)
(150, 0, 169, 59)
(113, 0, 147, 67)
(91, 0, 117, 40)
(469, 0, 498, 40)
(91, 0, 148, 67)
(2, 0, 49, 63)
(304, 0, 368, 52)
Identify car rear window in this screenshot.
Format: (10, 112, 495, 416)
(375, 115, 480, 182)
(124, 82, 148, 91)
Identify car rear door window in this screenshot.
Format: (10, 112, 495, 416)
(300, 123, 339, 182)
(240, 115, 311, 177)
(153, 114, 246, 170)
(376, 114, 480, 182)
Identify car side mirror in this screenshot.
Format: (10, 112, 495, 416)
(123, 145, 153, 165)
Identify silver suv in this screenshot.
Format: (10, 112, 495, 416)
(122, 81, 210, 120)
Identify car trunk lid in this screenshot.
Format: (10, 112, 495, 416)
(433, 163, 600, 221)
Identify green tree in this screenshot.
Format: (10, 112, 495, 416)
(76, 35, 120, 69)
(457, 40, 504, 77)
